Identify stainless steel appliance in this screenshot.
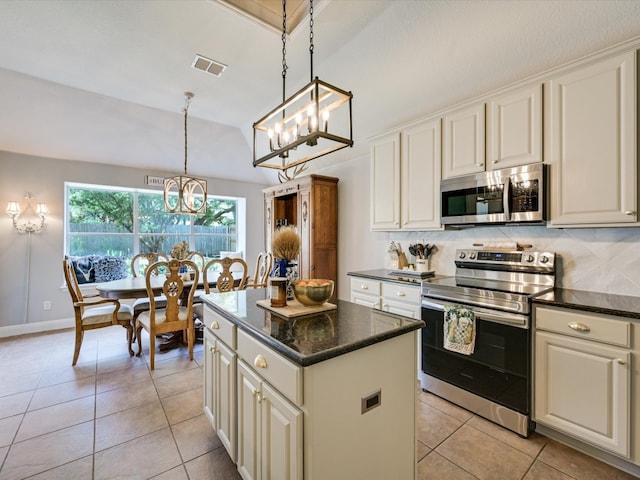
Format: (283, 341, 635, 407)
(420, 248, 555, 437)
(440, 163, 547, 226)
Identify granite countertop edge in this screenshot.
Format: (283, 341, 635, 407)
(201, 295, 424, 367)
(532, 288, 640, 320)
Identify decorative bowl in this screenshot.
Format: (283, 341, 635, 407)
(291, 279, 334, 306)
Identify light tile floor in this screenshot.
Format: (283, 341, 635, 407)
(0, 327, 637, 479)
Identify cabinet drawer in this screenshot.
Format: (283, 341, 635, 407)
(350, 277, 381, 296)
(381, 282, 421, 304)
(237, 329, 302, 406)
(535, 306, 631, 347)
(204, 306, 236, 348)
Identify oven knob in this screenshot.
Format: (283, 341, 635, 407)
(540, 255, 549, 263)
(469, 252, 476, 259)
(459, 252, 466, 259)
(526, 255, 534, 263)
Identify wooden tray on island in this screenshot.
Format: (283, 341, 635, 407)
(256, 299, 337, 318)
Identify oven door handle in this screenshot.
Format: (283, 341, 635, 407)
(422, 298, 528, 328)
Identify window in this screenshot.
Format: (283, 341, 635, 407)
(65, 183, 245, 276)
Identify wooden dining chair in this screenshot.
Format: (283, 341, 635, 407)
(202, 257, 249, 293)
(63, 257, 134, 365)
(135, 258, 199, 370)
(245, 251, 273, 289)
(130, 253, 169, 342)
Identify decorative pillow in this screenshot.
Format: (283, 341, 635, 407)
(220, 251, 244, 273)
(66, 255, 97, 284)
(93, 256, 128, 282)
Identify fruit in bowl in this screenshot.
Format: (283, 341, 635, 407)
(292, 279, 334, 306)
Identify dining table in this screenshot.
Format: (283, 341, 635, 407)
(95, 273, 246, 351)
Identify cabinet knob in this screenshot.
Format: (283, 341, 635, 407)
(568, 321, 590, 332)
(210, 320, 219, 330)
(396, 291, 406, 297)
(624, 210, 636, 215)
(617, 359, 627, 365)
(491, 160, 498, 164)
(208, 345, 217, 353)
(477, 163, 484, 167)
(382, 303, 388, 310)
(254, 354, 268, 369)
(360, 284, 369, 290)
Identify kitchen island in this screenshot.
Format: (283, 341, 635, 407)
(200, 288, 424, 480)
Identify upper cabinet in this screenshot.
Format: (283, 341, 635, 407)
(486, 83, 543, 170)
(370, 117, 442, 231)
(442, 102, 486, 178)
(442, 83, 543, 179)
(546, 50, 638, 227)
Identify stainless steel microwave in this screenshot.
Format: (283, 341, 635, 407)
(440, 163, 547, 226)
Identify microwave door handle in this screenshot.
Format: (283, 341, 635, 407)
(503, 177, 511, 221)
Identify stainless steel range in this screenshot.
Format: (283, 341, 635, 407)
(420, 248, 556, 437)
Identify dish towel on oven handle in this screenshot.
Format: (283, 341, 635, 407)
(444, 305, 476, 355)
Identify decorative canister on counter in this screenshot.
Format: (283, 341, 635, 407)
(269, 276, 287, 307)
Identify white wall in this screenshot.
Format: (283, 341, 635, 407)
(317, 153, 640, 302)
(0, 151, 268, 332)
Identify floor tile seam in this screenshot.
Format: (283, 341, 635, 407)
(17, 454, 95, 480)
(93, 423, 171, 454)
(424, 449, 483, 480)
(13, 412, 96, 445)
(27, 390, 97, 414)
(462, 420, 540, 463)
(530, 443, 584, 480)
(95, 375, 154, 395)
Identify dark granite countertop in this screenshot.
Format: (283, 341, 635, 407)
(201, 288, 425, 367)
(347, 268, 448, 286)
(533, 288, 640, 320)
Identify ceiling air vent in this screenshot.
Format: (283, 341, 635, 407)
(192, 54, 227, 77)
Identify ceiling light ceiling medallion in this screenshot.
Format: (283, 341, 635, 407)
(164, 92, 207, 215)
(253, 0, 353, 181)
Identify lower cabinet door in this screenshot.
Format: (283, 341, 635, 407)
(203, 329, 216, 428)
(260, 381, 303, 480)
(535, 331, 631, 457)
(237, 361, 261, 480)
(217, 340, 237, 462)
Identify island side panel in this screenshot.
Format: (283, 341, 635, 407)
(302, 331, 417, 480)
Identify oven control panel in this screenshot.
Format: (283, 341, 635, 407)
(455, 249, 554, 269)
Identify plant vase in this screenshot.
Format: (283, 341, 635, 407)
(272, 259, 298, 300)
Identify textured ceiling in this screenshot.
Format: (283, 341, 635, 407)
(0, 1, 639, 185)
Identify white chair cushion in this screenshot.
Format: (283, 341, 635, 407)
(132, 295, 167, 313)
(82, 303, 133, 326)
(138, 306, 190, 329)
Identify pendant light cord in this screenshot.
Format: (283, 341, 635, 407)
(309, 0, 314, 81)
(281, 0, 288, 103)
(183, 93, 192, 175)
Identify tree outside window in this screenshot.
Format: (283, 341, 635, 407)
(66, 184, 242, 265)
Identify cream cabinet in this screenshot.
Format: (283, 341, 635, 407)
(534, 306, 632, 458)
(350, 277, 421, 319)
(237, 358, 303, 480)
(370, 117, 441, 231)
(486, 83, 543, 170)
(442, 102, 486, 178)
(546, 50, 638, 227)
(203, 309, 238, 461)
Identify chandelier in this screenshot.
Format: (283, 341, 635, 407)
(252, 0, 353, 180)
(164, 92, 207, 214)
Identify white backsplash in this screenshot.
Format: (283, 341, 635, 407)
(387, 226, 640, 297)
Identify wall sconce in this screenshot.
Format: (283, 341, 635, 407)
(6, 193, 49, 234)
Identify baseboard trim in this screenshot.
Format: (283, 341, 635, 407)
(0, 318, 74, 338)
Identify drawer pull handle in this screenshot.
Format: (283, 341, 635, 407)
(396, 291, 406, 297)
(208, 346, 217, 353)
(361, 285, 369, 290)
(568, 322, 590, 332)
(211, 320, 220, 330)
(624, 210, 635, 216)
(254, 354, 268, 369)
(617, 359, 627, 365)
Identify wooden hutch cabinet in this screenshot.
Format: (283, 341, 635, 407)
(263, 175, 338, 298)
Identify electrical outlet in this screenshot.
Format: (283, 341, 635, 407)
(43, 301, 51, 311)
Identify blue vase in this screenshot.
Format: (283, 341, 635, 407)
(271, 259, 297, 299)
